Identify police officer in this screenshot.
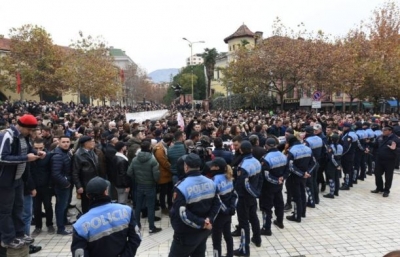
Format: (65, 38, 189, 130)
(363, 122, 375, 176)
(303, 126, 323, 207)
(259, 138, 287, 236)
(353, 121, 367, 183)
(323, 133, 343, 199)
(169, 153, 221, 257)
(209, 158, 237, 257)
(71, 177, 141, 257)
(339, 122, 357, 190)
(368, 123, 382, 176)
(286, 135, 316, 223)
(370, 125, 400, 197)
(234, 141, 262, 256)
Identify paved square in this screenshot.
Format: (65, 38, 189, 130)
(31, 173, 400, 257)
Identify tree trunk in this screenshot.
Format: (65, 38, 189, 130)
(280, 93, 284, 110)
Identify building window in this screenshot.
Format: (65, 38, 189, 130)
(286, 85, 294, 98)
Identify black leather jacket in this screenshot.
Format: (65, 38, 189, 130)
(72, 147, 100, 189)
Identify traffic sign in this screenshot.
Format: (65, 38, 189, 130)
(313, 91, 321, 101)
(312, 101, 321, 109)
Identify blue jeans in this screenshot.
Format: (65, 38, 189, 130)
(135, 184, 156, 229)
(54, 187, 70, 232)
(22, 195, 32, 236)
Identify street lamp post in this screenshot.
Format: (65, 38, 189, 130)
(183, 37, 205, 110)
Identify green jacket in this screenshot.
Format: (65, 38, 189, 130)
(127, 151, 160, 185)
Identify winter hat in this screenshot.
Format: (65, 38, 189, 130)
(17, 114, 38, 128)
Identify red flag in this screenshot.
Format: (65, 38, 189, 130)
(120, 69, 125, 83)
(16, 72, 21, 94)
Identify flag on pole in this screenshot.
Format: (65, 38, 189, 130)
(16, 72, 21, 94)
(120, 69, 125, 83)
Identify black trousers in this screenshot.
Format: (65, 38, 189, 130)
(288, 175, 306, 221)
(259, 183, 284, 230)
(306, 163, 319, 206)
(236, 197, 261, 255)
(342, 154, 354, 186)
(169, 230, 211, 257)
(375, 158, 396, 193)
(33, 186, 54, 229)
(158, 182, 173, 209)
(354, 150, 366, 180)
(212, 214, 233, 257)
(317, 157, 327, 185)
(325, 162, 340, 195)
(81, 193, 90, 214)
(285, 178, 292, 206)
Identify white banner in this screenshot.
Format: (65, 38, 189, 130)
(125, 109, 169, 123)
(312, 101, 321, 109)
(177, 112, 185, 130)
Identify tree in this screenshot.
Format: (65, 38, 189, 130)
(1, 24, 65, 100)
(57, 32, 120, 104)
(202, 48, 218, 99)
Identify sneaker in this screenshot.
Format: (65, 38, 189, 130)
(260, 228, 272, 236)
(273, 220, 284, 229)
(47, 226, 55, 234)
(233, 249, 250, 256)
(251, 237, 261, 247)
(323, 194, 334, 199)
(57, 230, 72, 236)
(149, 227, 162, 234)
(17, 235, 34, 245)
(31, 228, 42, 237)
(29, 245, 42, 254)
(286, 215, 301, 223)
(1, 239, 24, 249)
(154, 216, 161, 221)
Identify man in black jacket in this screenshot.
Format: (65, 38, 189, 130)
(249, 134, 267, 161)
(31, 139, 55, 237)
(112, 142, 130, 204)
(370, 125, 400, 197)
(51, 136, 73, 235)
(212, 137, 233, 165)
(72, 136, 100, 214)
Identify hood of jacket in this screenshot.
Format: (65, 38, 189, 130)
(127, 137, 141, 147)
(137, 151, 153, 163)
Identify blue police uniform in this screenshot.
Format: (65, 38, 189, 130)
(340, 129, 356, 189)
(304, 135, 323, 206)
(286, 142, 316, 222)
(354, 127, 367, 182)
(169, 170, 220, 257)
(212, 173, 237, 257)
(71, 201, 141, 257)
(364, 127, 375, 175)
(325, 143, 343, 197)
(234, 154, 262, 255)
(259, 149, 288, 234)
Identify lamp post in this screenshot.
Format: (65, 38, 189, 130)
(183, 37, 205, 110)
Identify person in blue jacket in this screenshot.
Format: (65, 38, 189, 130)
(210, 157, 237, 257)
(169, 153, 221, 257)
(323, 133, 343, 199)
(71, 177, 141, 257)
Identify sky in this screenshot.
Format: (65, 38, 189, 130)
(0, 0, 392, 73)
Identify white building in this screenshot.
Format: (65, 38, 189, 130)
(186, 53, 204, 66)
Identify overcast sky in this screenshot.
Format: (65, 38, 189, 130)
(0, 0, 391, 73)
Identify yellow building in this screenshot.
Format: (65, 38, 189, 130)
(211, 24, 262, 95)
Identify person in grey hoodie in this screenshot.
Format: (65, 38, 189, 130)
(127, 139, 162, 234)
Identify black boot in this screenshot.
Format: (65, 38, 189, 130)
(320, 183, 326, 192)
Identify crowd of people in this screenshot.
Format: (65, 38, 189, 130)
(0, 100, 399, 257)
